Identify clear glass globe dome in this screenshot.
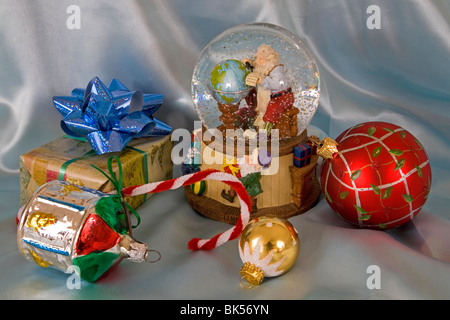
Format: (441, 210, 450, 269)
(192, 23, 320, 141)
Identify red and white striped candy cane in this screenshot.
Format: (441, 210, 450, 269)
(121, 169, 251, 251)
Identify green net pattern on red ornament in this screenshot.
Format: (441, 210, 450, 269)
(320, 122, 431, 229)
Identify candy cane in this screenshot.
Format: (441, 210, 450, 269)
(121, 169, 252, 251)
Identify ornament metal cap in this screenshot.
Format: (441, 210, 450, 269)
(309, 136, 339, 160)
(120, 235, 161, 263)
(240, 262, 265, 287)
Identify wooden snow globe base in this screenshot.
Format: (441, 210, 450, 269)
(184, 127, 321, 225)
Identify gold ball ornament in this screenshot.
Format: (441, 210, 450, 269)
(238, 216, 300, 287)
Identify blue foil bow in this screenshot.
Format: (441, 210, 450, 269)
(53, 77, 171, 155)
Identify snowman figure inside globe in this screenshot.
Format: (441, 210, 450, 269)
(209, 59, 254, 132)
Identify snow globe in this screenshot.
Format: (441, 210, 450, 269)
(186, 23, 321, 224)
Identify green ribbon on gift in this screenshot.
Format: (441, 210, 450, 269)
(91, 156, 141, 229)
(58, 149, 97, 181)
(58, 136, 149, 202)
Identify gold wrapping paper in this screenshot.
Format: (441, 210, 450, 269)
(20, 135, 173, 209)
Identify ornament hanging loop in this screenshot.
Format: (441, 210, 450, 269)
(144, 249, 161, 264)
(120, 236, 161, 264)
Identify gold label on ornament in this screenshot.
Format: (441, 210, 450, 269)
(26, 212, 57, 232)
(28, 249, 51, 268)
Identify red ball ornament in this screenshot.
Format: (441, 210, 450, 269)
(320, 121, 432, 230)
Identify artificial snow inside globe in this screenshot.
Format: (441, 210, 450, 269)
(186, 23, 322, 224)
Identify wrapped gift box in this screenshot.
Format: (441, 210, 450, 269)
(293, 143, 312, 168)
(20, 135, 173, 209)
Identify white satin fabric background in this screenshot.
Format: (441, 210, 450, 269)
(0, 0, 449, 300)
